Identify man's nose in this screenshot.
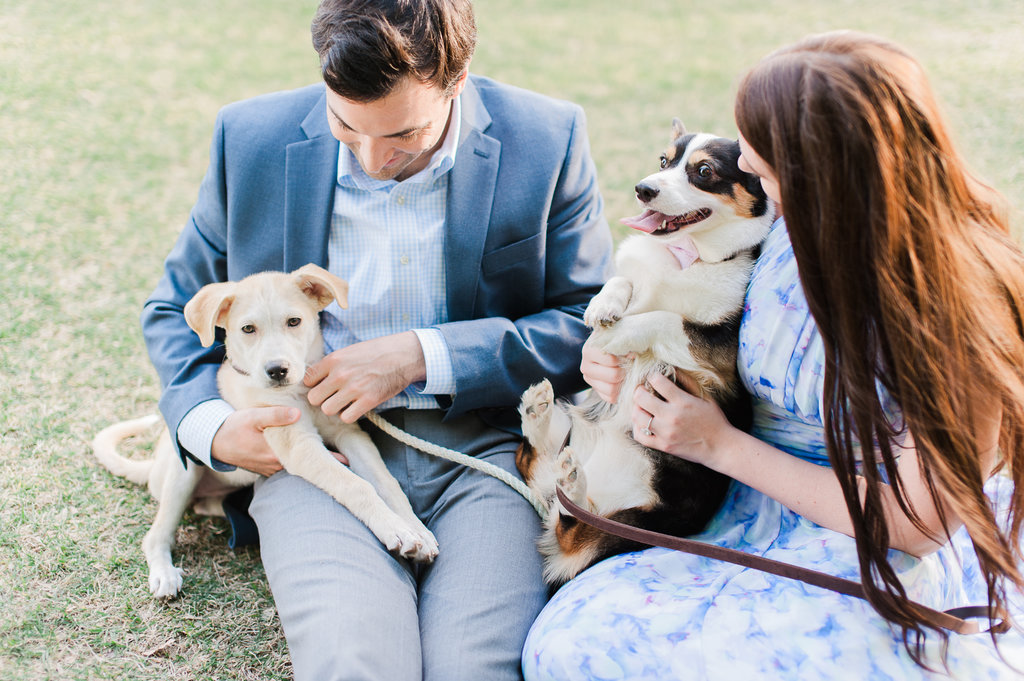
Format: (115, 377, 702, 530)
(359, 137, 393, 174)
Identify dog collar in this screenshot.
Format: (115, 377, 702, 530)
(225, 358, 250, 377)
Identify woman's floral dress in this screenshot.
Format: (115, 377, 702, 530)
(522, 218, 1024, 680)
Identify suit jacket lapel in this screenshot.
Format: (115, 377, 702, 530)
(284, 89, 339, 272)
(446, 79, 499, 321)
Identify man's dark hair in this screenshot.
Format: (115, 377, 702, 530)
(311, 0, 476, 102)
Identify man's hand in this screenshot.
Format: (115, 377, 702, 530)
(210, 406, 350, 473)
(211, 406, 300, 476)
(305, 331, 427, 423)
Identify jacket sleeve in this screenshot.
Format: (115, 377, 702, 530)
(438, 104, 613, 423)
(141, 110, 232, 463)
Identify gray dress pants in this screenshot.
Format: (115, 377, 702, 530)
(250, 408, 548, 681)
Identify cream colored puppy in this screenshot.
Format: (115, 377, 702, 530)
(94, 264, 438, 598)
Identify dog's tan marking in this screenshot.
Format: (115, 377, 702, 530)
(515, 441, 540, 484)
(687, 150, 712, 167)
(723, 183, 761, 219)
(555, 516, 606, 558)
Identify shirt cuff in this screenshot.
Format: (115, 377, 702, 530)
(412, 328, 456, 396)
(177, 398, 238, 472)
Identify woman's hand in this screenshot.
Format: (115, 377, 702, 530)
(581, 335, 628, 403)
(630, 371, 736, 471)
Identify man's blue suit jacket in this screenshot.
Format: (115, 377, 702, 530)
(142, 75, 613, 461)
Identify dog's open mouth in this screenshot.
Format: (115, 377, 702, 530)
(620, 208, 712, 235)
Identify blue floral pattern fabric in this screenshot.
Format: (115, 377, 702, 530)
(522, 219, 1024, 680)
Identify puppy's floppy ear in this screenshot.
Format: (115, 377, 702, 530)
(293, 263, 349, 310)
(671, 118, 687, 141)
(184, 282, 237, 347)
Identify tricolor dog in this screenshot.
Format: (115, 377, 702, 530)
(516, 120, 775, 584)
(93, 264, 438, 598)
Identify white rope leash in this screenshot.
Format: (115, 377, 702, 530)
(363, 411, 549, 522)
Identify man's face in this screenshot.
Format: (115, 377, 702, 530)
(325, 73, 467, 182)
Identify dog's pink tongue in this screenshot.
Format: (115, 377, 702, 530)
(620, 209, 668, 234)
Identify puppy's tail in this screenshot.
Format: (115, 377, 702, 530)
(92, 414, 162, 485)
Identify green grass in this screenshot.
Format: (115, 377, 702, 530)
(2, 1, 1022, 678)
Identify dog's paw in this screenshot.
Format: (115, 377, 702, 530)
(413, 528, 440, 562)
(583, 298, 623, 329)
(384, 523, 440, 563)
(556, 446, 587, 506)
(149, 565, 184, 599)
(519, 379, 554, 442)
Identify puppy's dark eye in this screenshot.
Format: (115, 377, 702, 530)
(659, 155, 668, 169)
(697, 163, 713, 178)
(287, 317, 301, 328)
(241, 324, 256, 334)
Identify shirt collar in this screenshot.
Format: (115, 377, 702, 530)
(337, 94, 461, 190)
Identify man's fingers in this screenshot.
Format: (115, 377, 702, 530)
(303, 357, 330, 388)
(339, 397, 373, 424)
(255, 406, 300, 430)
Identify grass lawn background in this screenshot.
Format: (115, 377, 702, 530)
(2, 1, 1022, 678)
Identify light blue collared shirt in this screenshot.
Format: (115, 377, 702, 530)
(178, 97, 462, 468)
(321, 95, 461, 409)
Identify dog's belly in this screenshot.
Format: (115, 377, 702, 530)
(193, 469, 259, 499)
(580, 431, 658, 514)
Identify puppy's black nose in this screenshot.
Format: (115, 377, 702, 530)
(635, 182, 659, 203)
(266, 362, 289, 383)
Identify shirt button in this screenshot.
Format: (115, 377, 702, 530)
(400, 255, 410, 265)
(402, 313, 410, 322)
(395, 195, 405, 205)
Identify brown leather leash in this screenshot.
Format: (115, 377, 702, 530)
(555, 487, 1009, 635)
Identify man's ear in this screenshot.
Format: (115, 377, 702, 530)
(184, 281, 237, 347)
(293, 263, 349, 311)
(449, 68, 469, 98)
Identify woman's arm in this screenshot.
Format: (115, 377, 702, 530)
(632, 372, 1002, 557)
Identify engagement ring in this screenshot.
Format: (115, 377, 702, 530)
(641, 414, 654, 437)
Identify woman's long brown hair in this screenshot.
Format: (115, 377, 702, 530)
(735, 31, 1024, 667)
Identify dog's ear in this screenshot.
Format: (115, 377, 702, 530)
(184, 282, 237, 347)
(293, 263, 349, 310)
(671, 118, 687, 141)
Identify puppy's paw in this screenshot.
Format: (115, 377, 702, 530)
(384, 522, 439, 563)
(408, 517, 439, 562)
(556, 446, 587, 506)
(519, 379, 554, 442)
(583, 297, 623, 329)
(414, 528, 440, 562)
(149, 564, 184, 599)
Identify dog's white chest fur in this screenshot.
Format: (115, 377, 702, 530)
(614, 234, 754, 325)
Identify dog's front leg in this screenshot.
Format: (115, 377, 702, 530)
(595, 310, 685, 358)
(143, 460, 204, 598)
(264, 422, 438, 562)
(583, 276, 634, 329)
(321, 420, 438, 559)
